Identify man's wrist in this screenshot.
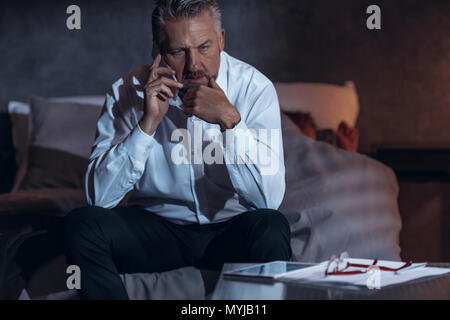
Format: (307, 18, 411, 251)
(219, 104, 241, 131)
(139, 116, 160, 136)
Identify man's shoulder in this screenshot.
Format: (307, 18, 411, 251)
(223, 52, 272, 86)
(126, 63, 151, 87)
(222, 52, 274, 98)
(111, 64, 150, 95)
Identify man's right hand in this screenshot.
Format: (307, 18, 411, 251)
(139, 54, 183, 135)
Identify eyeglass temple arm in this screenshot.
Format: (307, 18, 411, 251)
(347, 260, 412, 272)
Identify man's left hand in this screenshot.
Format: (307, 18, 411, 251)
(182, 78, 241, 131)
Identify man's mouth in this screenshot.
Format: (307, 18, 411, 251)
(186, 75, 206, 84)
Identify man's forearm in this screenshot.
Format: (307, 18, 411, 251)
(220, 120, 286, 209)
(86, 121, 156, 208)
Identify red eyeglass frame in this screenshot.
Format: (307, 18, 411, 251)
(325, 258, 413, 276)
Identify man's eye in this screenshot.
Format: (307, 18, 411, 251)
(171, 50, 185, 57)
(200, 46, 209, 52)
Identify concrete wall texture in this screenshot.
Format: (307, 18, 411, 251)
(1, 0, 450, 190)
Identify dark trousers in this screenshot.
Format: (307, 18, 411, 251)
(64, 206, 292, 300)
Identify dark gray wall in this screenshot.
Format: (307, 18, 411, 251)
(1, 0, 450, 192)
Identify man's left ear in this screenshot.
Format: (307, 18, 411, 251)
(219, 29, 225, 51)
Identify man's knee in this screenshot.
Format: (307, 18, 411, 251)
(247, 209, 292, 260)
(64, 206, 113, 250)
(251, 209, 290, 236)
(66, 205, 109, 230)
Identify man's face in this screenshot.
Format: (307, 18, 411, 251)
(161, 11, 225, 87)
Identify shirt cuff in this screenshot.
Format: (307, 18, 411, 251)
(221, 119, 257, 152)
(118, 124, 156, 162)
(136, 121, 156, 139)
(231, 119, 249, 131)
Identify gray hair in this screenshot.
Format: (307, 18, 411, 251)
(152, 0, 222, 55)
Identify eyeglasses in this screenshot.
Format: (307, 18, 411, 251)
(324, 252, 413, 276)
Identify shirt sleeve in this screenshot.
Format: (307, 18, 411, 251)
(84, 82, 156, 208)
(220, 82, 286, 210)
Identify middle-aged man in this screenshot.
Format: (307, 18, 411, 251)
(65, 0, 291, 300)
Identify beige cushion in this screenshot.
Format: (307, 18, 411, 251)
(274, 81, 359, 130)
(8, 96, 105, 192)
(8, 96, 103, 191)
(8, 96, 104, 167)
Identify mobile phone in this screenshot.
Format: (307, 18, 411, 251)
(153, 51, 183, 98)
(151, 46, 186, 99)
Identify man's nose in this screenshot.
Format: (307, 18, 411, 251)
(185, 50, 200, 73)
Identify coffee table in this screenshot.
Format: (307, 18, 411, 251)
(210, 263, 450, 300)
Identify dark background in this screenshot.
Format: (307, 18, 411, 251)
(0, 0, 449, 260)
(1, 0, 450, 190)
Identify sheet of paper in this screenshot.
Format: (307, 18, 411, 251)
(278, 259, 450, 289)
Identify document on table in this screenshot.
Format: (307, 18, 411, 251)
(277, 258, 450, 289)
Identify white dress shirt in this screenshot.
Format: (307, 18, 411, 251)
(85, 51, 285, 225)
